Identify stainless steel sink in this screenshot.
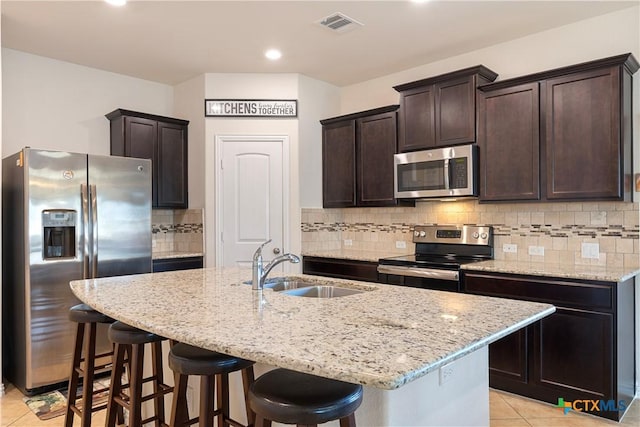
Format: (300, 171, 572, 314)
(243, 277, 368, 297)
(280, 285, 364, 298)
(242, 277, 314, 290)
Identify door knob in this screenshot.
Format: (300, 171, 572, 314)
(273, 247, 281, 254)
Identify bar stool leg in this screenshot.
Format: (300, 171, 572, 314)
(241, 368, 256, 426)
(254, 415, 272, 427)
(201, 375, 215, 427)
(64, 322, 85, 427)
(151, 341, 166, 427)
(340, 414, 357, 427)
(106, 342, 127, 427)
(218, 373, 232, 427)
(170, 372, 189, 426)
(80, 322, 97, 427)
(128, 343, 145, 427)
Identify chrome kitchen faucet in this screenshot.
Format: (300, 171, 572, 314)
(251, 239, 300, 290)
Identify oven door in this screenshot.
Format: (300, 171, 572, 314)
(377, 264, 460, 292)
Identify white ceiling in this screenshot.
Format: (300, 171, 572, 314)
(1, 1, 637, 87)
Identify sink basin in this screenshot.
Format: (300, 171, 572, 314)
(242, 277, 315, 290)
(281, 285, 364, 298)
(243, 277, 369, 298)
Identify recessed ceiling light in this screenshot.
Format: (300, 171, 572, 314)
(265, 49, 282, 61)
(105, 0, 127, 6)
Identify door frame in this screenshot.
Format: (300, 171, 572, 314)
(212, 134, 291, 267)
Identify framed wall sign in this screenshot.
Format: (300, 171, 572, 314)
(205, 99, 298, 118)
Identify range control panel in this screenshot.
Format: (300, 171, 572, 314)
(412, 225, 492, 246)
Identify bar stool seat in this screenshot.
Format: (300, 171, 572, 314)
(105, 321, 173, 427)
(168, 342, 255, 427)
(249, 369, 363, 427)
(64, 304, 115, 427)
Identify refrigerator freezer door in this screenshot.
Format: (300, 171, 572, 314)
(25, 149, 87, 390)
(88, 154, 152, 278)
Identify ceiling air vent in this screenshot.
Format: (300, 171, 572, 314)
(317, 12, 363, 33)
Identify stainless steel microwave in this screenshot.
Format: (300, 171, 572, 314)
(394, 144, 478, 199)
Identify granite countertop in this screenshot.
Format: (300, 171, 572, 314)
(462, 259, 640, 282)
(302, 249, 406, 263)
(303, 249, 640, 282)
(70, 267, 553, 390)
(152, 251, 204, 260)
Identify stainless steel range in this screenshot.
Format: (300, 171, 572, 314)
(377, 224, 493, 292)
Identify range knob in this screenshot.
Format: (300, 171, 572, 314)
(419, 231, 427, 237)
(481, 232, 488, 239)
(414, 230, 420, 237)
(472, 232, 479, 239)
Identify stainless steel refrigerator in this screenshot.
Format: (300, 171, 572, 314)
(2, 148, 152, 395)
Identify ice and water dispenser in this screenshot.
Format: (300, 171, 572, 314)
(42, 210, 76, 259)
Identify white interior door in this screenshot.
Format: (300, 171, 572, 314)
(216, 135, 289, 268)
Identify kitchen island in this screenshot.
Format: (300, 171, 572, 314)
(70, 267, 554, 426)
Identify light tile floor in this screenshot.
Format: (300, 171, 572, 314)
(1, 382, 638, 426)
(491, 389, 640, 427)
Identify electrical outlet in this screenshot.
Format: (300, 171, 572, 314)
(395, 241, 407, 249)
(502, 243, 517, 253)
(343, 239, 353, 246)
(528, 246, 545, 256)
(581, 242, 600, 259)
(439, 362, 454, 385)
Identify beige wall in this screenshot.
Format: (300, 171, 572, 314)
(2, 48, 174, 157)
(338, 6, 639, 113)
(201, 73, 300, 267)
(174, 75, 206, 210)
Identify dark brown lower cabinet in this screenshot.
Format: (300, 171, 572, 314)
(463, 272, 635, 421)
(302, 256, 379, 283)
(152, 256, 203, 272)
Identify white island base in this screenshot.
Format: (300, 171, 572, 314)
(213, 346, 488, 427)
(146, 343, 489, 426)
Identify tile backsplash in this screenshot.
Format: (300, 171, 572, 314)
(302, 201, 640, 268)
(152, 209, 204, 254)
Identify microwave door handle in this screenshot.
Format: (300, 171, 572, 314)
(444, 158, 451, 190)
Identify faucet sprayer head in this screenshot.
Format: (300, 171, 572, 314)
(287, 254, 301, 264)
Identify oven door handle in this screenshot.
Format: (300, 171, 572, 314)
(377, 265, 459, 281)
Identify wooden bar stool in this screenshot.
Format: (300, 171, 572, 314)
(168, 342, 256, 427)
(105, 321, 173, 427)
(248, 369, 363, 427)
(64, 303, 116, 427)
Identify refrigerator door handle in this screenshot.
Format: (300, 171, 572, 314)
(81, 184, 90, 279)
(90, 184, 98, 278)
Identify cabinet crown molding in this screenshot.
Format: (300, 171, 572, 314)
(392, 65, 498, 92)
(105, 108, 190, 126)
(319, 104, 399, 125)
(478, 53, 639, 92)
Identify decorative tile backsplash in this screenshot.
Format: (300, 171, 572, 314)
(302, 201, 640, 268)
(152, 209, 204, 254)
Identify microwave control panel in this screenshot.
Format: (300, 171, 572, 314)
(450, 158, 468, 189)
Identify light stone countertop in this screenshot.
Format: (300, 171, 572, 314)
(70, 267, 553, 390)
(303, 250, 640, 282)
(302, 249, 407, 263)
(462, 259, 640, 282)
(152, 251, 204, 260)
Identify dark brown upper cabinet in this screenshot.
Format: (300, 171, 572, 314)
(321, 105, 400, 208)
(477, 83, 541, 201)
(478, 53, 639, 202)
(106, 109, 189, 209)
(393, 66, 498, 152)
